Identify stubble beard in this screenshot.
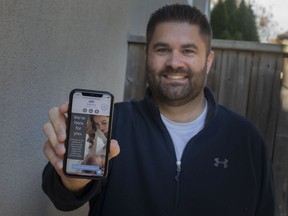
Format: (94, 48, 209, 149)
(146, 62, 207, 107)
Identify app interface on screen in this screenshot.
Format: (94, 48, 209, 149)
(66, 92, 112, 177)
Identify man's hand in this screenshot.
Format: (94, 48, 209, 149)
(43, 103, 120, 192)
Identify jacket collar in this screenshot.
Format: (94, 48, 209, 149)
(143, 86, 218, 125)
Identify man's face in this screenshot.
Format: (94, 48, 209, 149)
(146, 22, 214, 106)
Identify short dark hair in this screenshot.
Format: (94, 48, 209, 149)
(146, 4, 212, 52)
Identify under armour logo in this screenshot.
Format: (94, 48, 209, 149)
(214, 158, 229, 168)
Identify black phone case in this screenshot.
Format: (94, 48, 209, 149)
(63, 89, 114, 179)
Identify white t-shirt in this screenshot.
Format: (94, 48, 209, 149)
(161, 101, 208, 161)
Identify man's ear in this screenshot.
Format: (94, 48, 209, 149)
(206, 50, 215, 75)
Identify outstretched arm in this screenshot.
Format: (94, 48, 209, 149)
(42, 103, 120, 210)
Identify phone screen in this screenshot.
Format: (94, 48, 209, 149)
(64, 89, 113, 179)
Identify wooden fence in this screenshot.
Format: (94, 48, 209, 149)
(124, 36, 288, 216)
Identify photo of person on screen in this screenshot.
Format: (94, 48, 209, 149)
(81, 115, 109, 171)
(91, 115, 110, 138)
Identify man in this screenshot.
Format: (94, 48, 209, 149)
(42, 4, 275, 215)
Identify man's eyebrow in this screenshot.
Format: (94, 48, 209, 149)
(181, 43, 199, 50)
(152, 42, 199, 50)
(152, 42, 170, 49)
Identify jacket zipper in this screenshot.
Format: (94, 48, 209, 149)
(174, 160, 181, 213)
(152, 105, 182, 214)
(175, 160, 181, 181)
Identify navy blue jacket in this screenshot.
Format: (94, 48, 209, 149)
(42, 87, 275, 216)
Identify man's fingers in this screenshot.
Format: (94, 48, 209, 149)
(43, 140, 64, 171)
(109, 139, 120, 160)
(48, 107, 67, 143)
(59, 102, 69, 115)
(43, 122, 58, 146)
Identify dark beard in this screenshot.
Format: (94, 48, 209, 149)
(146, 64, 207, 107)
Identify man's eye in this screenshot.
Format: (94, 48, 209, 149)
(183, 49, 195, 55)
(156, 48, 170, 54)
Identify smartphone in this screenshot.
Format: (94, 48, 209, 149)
(63, 89, 114, 179)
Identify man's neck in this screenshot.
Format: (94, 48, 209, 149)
(157, 92, 206, 123)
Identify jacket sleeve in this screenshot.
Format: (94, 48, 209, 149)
(42, 162, 104, 211)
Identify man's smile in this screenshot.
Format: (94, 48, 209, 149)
(161, 73, 190, 84)
(164, 74, 188, 80)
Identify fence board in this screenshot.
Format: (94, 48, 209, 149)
(247, 52, 282, 155)
(216, 50, 252, 115)
(124, 44, 146, 101)
(273, 57, 288, 216)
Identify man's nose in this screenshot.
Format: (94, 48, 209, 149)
(165, 51, 184, 69)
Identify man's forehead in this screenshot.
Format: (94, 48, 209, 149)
(151, 22, 202, 44)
